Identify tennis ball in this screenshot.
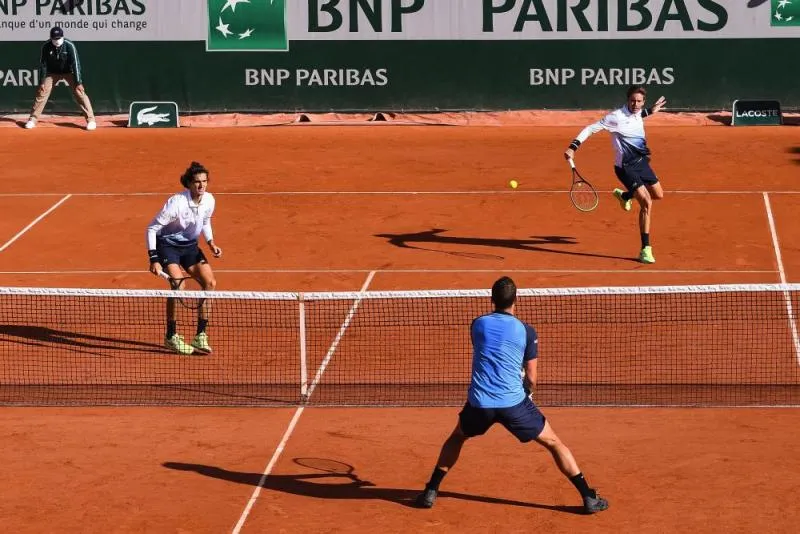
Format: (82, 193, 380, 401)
(509, 180, 519, 189)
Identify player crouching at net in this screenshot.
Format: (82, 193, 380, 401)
(564, 85, 667, 264)
(415, 276, 608, 514)
(146, 161, 222, 355)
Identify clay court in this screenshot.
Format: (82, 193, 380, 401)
(1, 118, 800, 532)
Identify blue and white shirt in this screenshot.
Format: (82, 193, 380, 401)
(575, 105, 654, 167)
(467, 312, 538, 409)
(146, 191, 215, 249)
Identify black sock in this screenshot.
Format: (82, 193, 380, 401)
(641, 233, 650, 248)
(426, 467, 447, 491)
(197, 319, 208, 335)
(166, 320, 177, 338)
(621, 190, 633, 201)
(569, 472, 595, 498)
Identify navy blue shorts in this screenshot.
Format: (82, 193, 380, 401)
(156, 241, 207, 271)
(614, 158, 659, 192)
(458, 397, 546, 443)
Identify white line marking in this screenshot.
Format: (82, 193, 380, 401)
(0, 269, 776, 275)
(0, 195, 71, 253)
(231, 406, 305, 534)
(230, 270, 376, 533)
(763, 193, 789, 284)
(762, 192, 800, 365)
(1, 190, 800, 197)
(305, 271, 376, 400)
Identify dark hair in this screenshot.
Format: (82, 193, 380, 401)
(180, 161, 209, 188)
(491, 276, 517, 310)
(626, 84, 647, 99)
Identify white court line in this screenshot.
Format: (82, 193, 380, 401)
(304, 270, 377, 400)
(762, 192, 800, 365)
(0, 195, 71, 253)
(230, 270, 376, 534)
(2, 190, 800, 197)
(231, 406, 305, 534)
(0, 268, 776, 275)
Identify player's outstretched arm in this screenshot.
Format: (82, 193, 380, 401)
(564, 114, 614, 160)
(644, 96, 667, 118)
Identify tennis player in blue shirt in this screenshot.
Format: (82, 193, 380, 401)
(415, 276, 608, 514)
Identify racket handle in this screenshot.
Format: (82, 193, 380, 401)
(157, 271, 171, 281)
(567, 158, 576, 169)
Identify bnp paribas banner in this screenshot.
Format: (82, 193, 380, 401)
(1, 0, 798, 42)
(0, 1, 798, 112)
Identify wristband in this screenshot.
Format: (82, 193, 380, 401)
(568, 139, 581, 151)
(148, 249, 159, 263)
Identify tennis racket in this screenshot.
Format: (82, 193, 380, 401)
(158, 271, 205, 310)
(567, 159, 599, 212)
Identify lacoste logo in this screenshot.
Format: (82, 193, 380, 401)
(136, 106, 171, 126)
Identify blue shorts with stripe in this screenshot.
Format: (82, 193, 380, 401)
(614, 157, 659, 192)
(458, 396, 546, 443)
(156, 239, 207, 271)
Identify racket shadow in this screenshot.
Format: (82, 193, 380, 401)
(162, 461, 584, 514)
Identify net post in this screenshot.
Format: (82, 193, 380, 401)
(298, 292, 309, 402)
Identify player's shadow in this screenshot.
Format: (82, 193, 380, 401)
(789, 146, 800, 165)
(0, 325, 170, 356)
(375, 228, 636, 262)
(52, 121, 87, 129)
(162, 461, 584, 514)
(0, 117, 25, 127)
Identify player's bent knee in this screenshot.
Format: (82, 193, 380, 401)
(203, 278, 217, 291)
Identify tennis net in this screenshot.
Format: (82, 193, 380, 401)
(1, 284, 799, 407)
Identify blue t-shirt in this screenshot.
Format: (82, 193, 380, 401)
(467, 311, 538, 408)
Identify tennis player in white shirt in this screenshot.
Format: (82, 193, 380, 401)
(564, 85, 667, 264)
(146, 161, 222, 355)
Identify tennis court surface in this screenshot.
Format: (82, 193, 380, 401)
(2, 123, 800, 533)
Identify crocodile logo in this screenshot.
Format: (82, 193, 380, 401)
(136, 106, 171, 126)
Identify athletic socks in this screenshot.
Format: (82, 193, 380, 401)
(641, 233, 650, 248)
(569, 472, 595, 498)
(426, 467, 447, 491)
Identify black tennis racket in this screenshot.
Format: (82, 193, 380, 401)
(567, 159, 599, 212)
(158, 271, 205, 310)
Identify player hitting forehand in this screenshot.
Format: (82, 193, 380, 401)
(564, 85, 667, 264)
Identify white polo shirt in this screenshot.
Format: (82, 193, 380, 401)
(146, 191, 215, 250)
(575, 105, 653, 167)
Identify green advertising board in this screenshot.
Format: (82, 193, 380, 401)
(128, 101, 179, 127)
(0, 1, 798, 113)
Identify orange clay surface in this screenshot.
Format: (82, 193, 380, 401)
(1, 118, 799, 532)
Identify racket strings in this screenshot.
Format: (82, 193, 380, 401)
(570, 181, 599, 211)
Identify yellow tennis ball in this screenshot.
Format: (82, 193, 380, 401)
(509, 180, 519, 189)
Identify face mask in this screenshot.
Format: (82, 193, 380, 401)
(51, 38, 64, 46)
